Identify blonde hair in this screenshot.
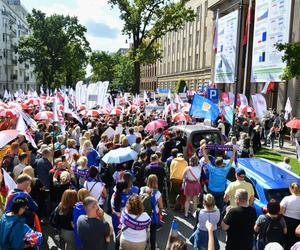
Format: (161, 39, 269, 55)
(22, 166, 35, 179)
(77, 156, 88, 168)
(67, 139, 76, 148)
(83, 140, 93, 150)
(83, 131, 91, 140)
(60, 171, 71, 184)
(203, 194, 215, 209)
(77, 188, 90, 202)
(113, 134, 120, 145)
(290, 182, 300, 195)
(147, 174, 158, 190)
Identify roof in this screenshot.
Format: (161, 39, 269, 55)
(238, 158, 300, 189)
(169, 125, 219, 134)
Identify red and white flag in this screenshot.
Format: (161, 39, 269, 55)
(16, 115, 37, 148)
(261, 81, 274, 94)
(213, 9, 219, 53)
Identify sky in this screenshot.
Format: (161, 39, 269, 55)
(21, 0, 129, 52)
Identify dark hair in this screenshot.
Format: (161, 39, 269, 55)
(16, 174, 31, 184)
(150, 154, 158, 162)
(136, 137, 142, 144)
(114, 181, 127, 212)
(267, 199, 280, 215)
(19, 153, 28, 162)
(171, 148, 179, 157)
(88, 166, 99, 179)
(139, 150, 147, 160)
(10, 197, 28, 214)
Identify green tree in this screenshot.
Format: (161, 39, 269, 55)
(176, 79, 187, 93)
(17, 9, 90, 89)
(276, 42, 300, 80)
(113, 54, 134, 92)
(108, 0, 196, 93)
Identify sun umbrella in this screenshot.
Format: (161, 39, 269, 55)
(102, 146, 138, 164)
(34, 111, 54, 120)
(81, 109, 100, 117)
(172, 113, 190, 122)
(286, 119, 300, 129)
(0, 130, 19, 148)
(0, 103, 8, 109)
(0, 109, 18, 118)
(145, 119, 168, 132)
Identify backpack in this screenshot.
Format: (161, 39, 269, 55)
(49, 206, 60, 229)
(260, 216, 285, 247)
(140, 190, 158, 224)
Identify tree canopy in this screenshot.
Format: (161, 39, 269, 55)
(276, 42, 300, 80)
(17, 9, 90, 89)
(90, 51, 134, 92)
(109, 0, 196, 93)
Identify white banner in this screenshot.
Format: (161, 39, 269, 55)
(214, 10, 239, 83)
(251, 93, 267, 118)
(251, 0, 292, 82)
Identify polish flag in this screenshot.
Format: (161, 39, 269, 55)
(261, 81, 274, 94)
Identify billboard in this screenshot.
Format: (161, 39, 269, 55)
(214, 10, 239, 84)
(251, 0, 292, 82)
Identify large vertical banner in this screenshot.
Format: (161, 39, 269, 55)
(214, 10, 239, 84)
(251, 0, 292, 82)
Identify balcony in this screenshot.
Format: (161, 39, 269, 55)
(11, 74, 17, 80)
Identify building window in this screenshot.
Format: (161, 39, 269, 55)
(188, 55, 192, 71)
(3, 33, 5, 42)
(196, 6, 201, 22)
(195, 54, 199, 69)
(189, 34, 193, 47)
(196, 30, 200, 45)
(19, 70, 22, 77)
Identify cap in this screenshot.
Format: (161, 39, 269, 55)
(264, 243, 284, 250)
(236, 168, 246, 177)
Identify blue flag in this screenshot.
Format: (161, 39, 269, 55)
(221, 105, 234, 125)
(189, 94, 220, 121)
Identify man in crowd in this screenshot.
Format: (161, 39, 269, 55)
(126, 127, 137, 146)
(224, 168, 254, 208)
(35, 147, 52, 189)
(201, 144, 236, 211)
(222, 189, 257, 250)
(277, 157, 292, 171)
(13, 153, 28, 180)
(77, 196, 111, 250)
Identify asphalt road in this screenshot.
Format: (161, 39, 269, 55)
(41, 209, 227, 250)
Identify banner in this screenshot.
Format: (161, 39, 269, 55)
(189, 95, 220, 121)
(214, 10, 239, 83)
(251, 0, 292, 82)
(251, 93, 267, 118)
(221, 105, 234, 125)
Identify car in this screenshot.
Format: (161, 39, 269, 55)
(168, 124, 223, 158)
(232, 158, 300, 216)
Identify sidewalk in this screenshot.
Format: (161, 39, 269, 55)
(262, 140, 296, 157)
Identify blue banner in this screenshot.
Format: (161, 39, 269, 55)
(221, 105, 234, 125)
(189, 94, 220, 121)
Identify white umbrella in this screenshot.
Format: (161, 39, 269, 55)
(102, 146, 138, 164)
(0, 130, 19, 148)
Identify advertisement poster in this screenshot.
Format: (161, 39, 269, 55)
(251, 0, 292, 82)
(214, 10, 239, 84)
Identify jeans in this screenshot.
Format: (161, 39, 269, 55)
(278, 134, 284, 148)
(207, 189, 224, 213)
(150, 224, 157, 250)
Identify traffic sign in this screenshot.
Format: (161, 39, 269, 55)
(207, 88, 219, 103)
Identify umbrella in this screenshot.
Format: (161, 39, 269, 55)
(0, 109, 18, 118)
(0, 130, 19, 148)
(110, 108, 122, 116)
(145, 119, 168, 132)
(81, 109, 100, 117)
(286, 119, 300, 129)
(102, 146, 138, 164)
(0, 103, 9, 109)
(34, 111, 54, 120)
(172, 113, 190, 122)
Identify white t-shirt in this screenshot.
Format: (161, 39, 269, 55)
(277, 162, 292, 171)
(197, 208, 220, 231)
(84, 181, 106, 205)
(185, 166, 201, 182)
(280, 195, 300, 220)
(121, 211, 151, 243)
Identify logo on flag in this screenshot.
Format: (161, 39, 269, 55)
(202, 102, 211, 111)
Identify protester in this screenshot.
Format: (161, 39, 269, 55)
(277, 157, 292, 171)
(13, 153, 28, 180)
(77, 196, 111, 250)
(35, 147, 53, 189)
(280, 182, 300, 249)
(222, 189, 257, 250)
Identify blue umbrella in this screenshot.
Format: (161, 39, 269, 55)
(102, 146, 138, 164)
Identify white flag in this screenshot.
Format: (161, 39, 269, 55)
(284, 97, 292, 120)
(16, 115, 37, 148)
(53, 96, 59, 122)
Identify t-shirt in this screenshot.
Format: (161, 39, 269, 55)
(207, 163, 231, 192)
(280, 195, 300, 220)
(197, 208, 220, 231)
(223, 206, 256, 250)
(77, 216, 110, 250)
(185, 166, 201, 182)
(84, 181, 106, 205)
(225, 180, 255, 208)
(277, 162, 292, 171)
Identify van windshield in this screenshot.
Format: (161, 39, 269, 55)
(192, 132, 221, 148)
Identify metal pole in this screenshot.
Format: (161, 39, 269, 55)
(5, 22, 8, 90)
(233, 0, 244, 127)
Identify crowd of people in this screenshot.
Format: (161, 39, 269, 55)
(0, 94, 299, 250)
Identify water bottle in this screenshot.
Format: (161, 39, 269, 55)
(170, 219, 178, 237)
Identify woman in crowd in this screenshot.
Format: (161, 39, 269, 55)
(53, 171, 73, 205)
(96, 134, 108, 157)
(190, 194, 220, 250)
(280, 182, 300, 249)
(81, 140, 100, 167)
(73, 188, 90, 250)
(255, 199, 287, 250)
(65, 139, 78, 162)
(182, 155, 202, 218)
(84, 166, 107, 208)
(140, 174, 163, 250)
(55, 189, 78, 250)
(72, 156, 89, 188)
(120, 194, 151, 250)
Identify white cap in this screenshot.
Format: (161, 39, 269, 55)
(264, 242, 284, 250)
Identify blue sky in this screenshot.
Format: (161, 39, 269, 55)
(22, 0, 128, 52)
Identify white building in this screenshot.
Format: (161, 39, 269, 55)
(0, 0, 36, 93)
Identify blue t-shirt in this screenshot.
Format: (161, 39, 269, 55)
(207, 163, 231, 192)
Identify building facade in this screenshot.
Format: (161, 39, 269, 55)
(156, 0, 214, 92)
(0, 0, 36, 93)
(140, 63, 157, 91)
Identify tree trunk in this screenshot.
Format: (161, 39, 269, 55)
(134, 60, 140, 94)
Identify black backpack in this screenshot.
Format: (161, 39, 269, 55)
(261, 216, 285, 247)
